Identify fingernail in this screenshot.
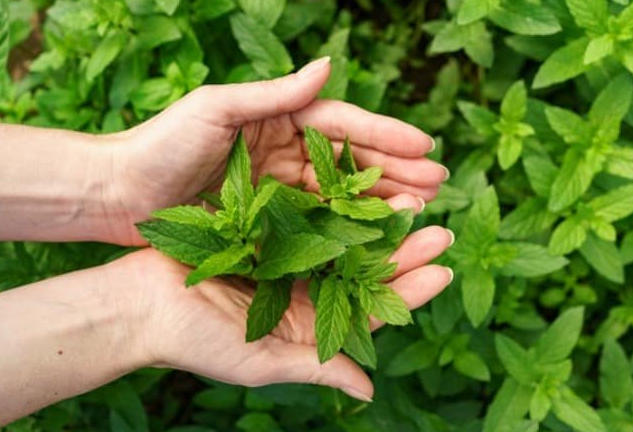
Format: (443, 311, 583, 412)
(444, 267, 454, 284)
(429, 136, 436, 153)
(417, 197, 426, 212)
(442, 166, 451, 181)
(299, 56, 331, 75)
(446, 228, 455, 246)
(342, 386, 373, 403)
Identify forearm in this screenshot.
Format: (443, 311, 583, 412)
(0, 124, 122, 242)
(0, 257, 150, 424)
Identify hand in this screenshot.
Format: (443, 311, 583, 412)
(129, 195, 454, 402)
(106, 57, 448, 245)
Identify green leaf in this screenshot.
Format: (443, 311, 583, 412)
(330, 198, 393, 221)
(230, 12, 293, 78)
(621, 232, 633, 265)
(238, 0, 285, 28)
(530, 383, 551, 422)
(0, 0, 9, 89)
(86, 32, 126, 82)
(345, 167, 382, 194)
(151, 206, 221, 229)
(457, 0, 495, 24)
(246, 180, 281, 231)
(193, 0, 236, 19)
(454, 351, 490, 381)
(489, 0, 561, 36)
(130, 78, 179, 111)
(310, 211, 384, 246)
(136, 220, 228, 266)
(315, 276, 352, 363)
(343, 303, 377, 369)
(186, 244, 254, 286)
(254, 233, 346, 280)
(499, 198, 558, 239)
(523, 152, 558, 198)
(606, 145, 633, 180)
(462, 264, 495, 327)
(501, 81, 528, 121)
(579, 232, 624, 283)
(304, 126, 339, 195)
(221, 135, 255, 229)
(370, 284, 412, 326)
(498, 134, 523, 170)
(552, 386, 607, 432)
(589, 184, 633, 222)
(549, 217, 587, 255)
(135, 15, 182, 49)
(566, 0, 608, 36)
(338, 137, 357, 174)
(386, 341, 438, 376)
(156, 0, 180, 15)
(545, 106, 589, 144)
(584, 34, 613, 64)
(457, 101, 498, 137)
(246, 279, 291, 341)
(600, 339, 633, 409)
(317, 28, 350, 100)
(495, 334, 535, 385)
(483, 378, 534, 432)
(548, 150, 594, 212)
(534, 306, 584, 364)
(500, 242, 568, 277)
(533, 38, 589, 89)
(588, 74, 633, 126)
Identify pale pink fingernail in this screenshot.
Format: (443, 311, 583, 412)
(446, 229, 455, 246)
(342, 386, 373, 403)
(444, 267, 454, 283)
(417, 197, 426, 212)
(443, 166, 451, 181)
(299, 56, 331, 76)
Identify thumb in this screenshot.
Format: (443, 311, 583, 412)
(262, 340, 374, 402)
(213, 56, 331, 124)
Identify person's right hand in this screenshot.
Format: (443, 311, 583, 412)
(122, 194, 453, 402)
(103, 57, 448, 245)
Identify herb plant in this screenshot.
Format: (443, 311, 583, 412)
(137, 127, 413, 366)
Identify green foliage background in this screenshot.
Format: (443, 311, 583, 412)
(2, 0, 633, 430)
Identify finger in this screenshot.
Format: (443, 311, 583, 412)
(329, 141, 449, 187)
(384, 193, 424, 213)
(300, 163, 440, 201)
(292, 99, 434, 157)
(370, 265, 454, 331)
(262, 340, 374, 402)
(389, 226, 454, 278)
(205, 57, 331, 124)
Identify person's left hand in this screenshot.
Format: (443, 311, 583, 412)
(103, 57, 448, 245)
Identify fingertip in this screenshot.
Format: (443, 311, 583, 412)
(386, 193, 423, 213)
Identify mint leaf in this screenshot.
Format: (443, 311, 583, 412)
(238, 0, 285, 28)
(600, 339, 633, 409)
(186, 244, 254, 286)
(338, 137, 357, 174)
(245, 179, 281, 232)
(483, 378, 534, 432)
(545, 106, 589, 144)
(584, 34, 613, 64)
(345, 167, 382, 194)
(499, 198, 558, 239)
(500, 242, 569, 277)
(254, 233, 346, 280)
(462, 264, 495, 327)
(330, 197, 393, 220)
(86, 32, 126, 82)
(495, 334, 535, 385)
(453, 351, 490, 381)
(229, 12, 293, 78)
(315, 276, 352, 363)
(533, 38, 589, 88)
(246, 279, 291, 342)
(489, 0, 561, 36)
(457, 101, 498, 136)
(534, 306, 583, 364)
(523, 152, 558, 198)
(457, 0, 494, 25)
(566, 0, 608, 36)
(152, 206, 222, 229)
(588, 184, 633, 222)
(549, 216, 587, 255)
(500, 81, 528, 122)
(386, 340, 438, 376)
(221, 135, 255, 230)
(311, 211, 384, 246)
(579, 233, 624, 283)
(370, 284, 412, 325)
(137, 220, 228, 266)
(304, 126, 339, 196)
(548, 150, 594, 212)
(588, 74, 633, 126)
(343, 302, 377, 369)
(374, 209, 415, 246)
(551, 386, 606, 432)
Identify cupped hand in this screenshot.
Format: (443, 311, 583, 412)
(124, 195, 453, 402)
(106, 57, 448, 245)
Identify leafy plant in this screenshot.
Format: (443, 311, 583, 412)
(137, 127, 413, 366)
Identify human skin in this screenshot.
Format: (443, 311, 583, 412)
(0, 57, 453, 424)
